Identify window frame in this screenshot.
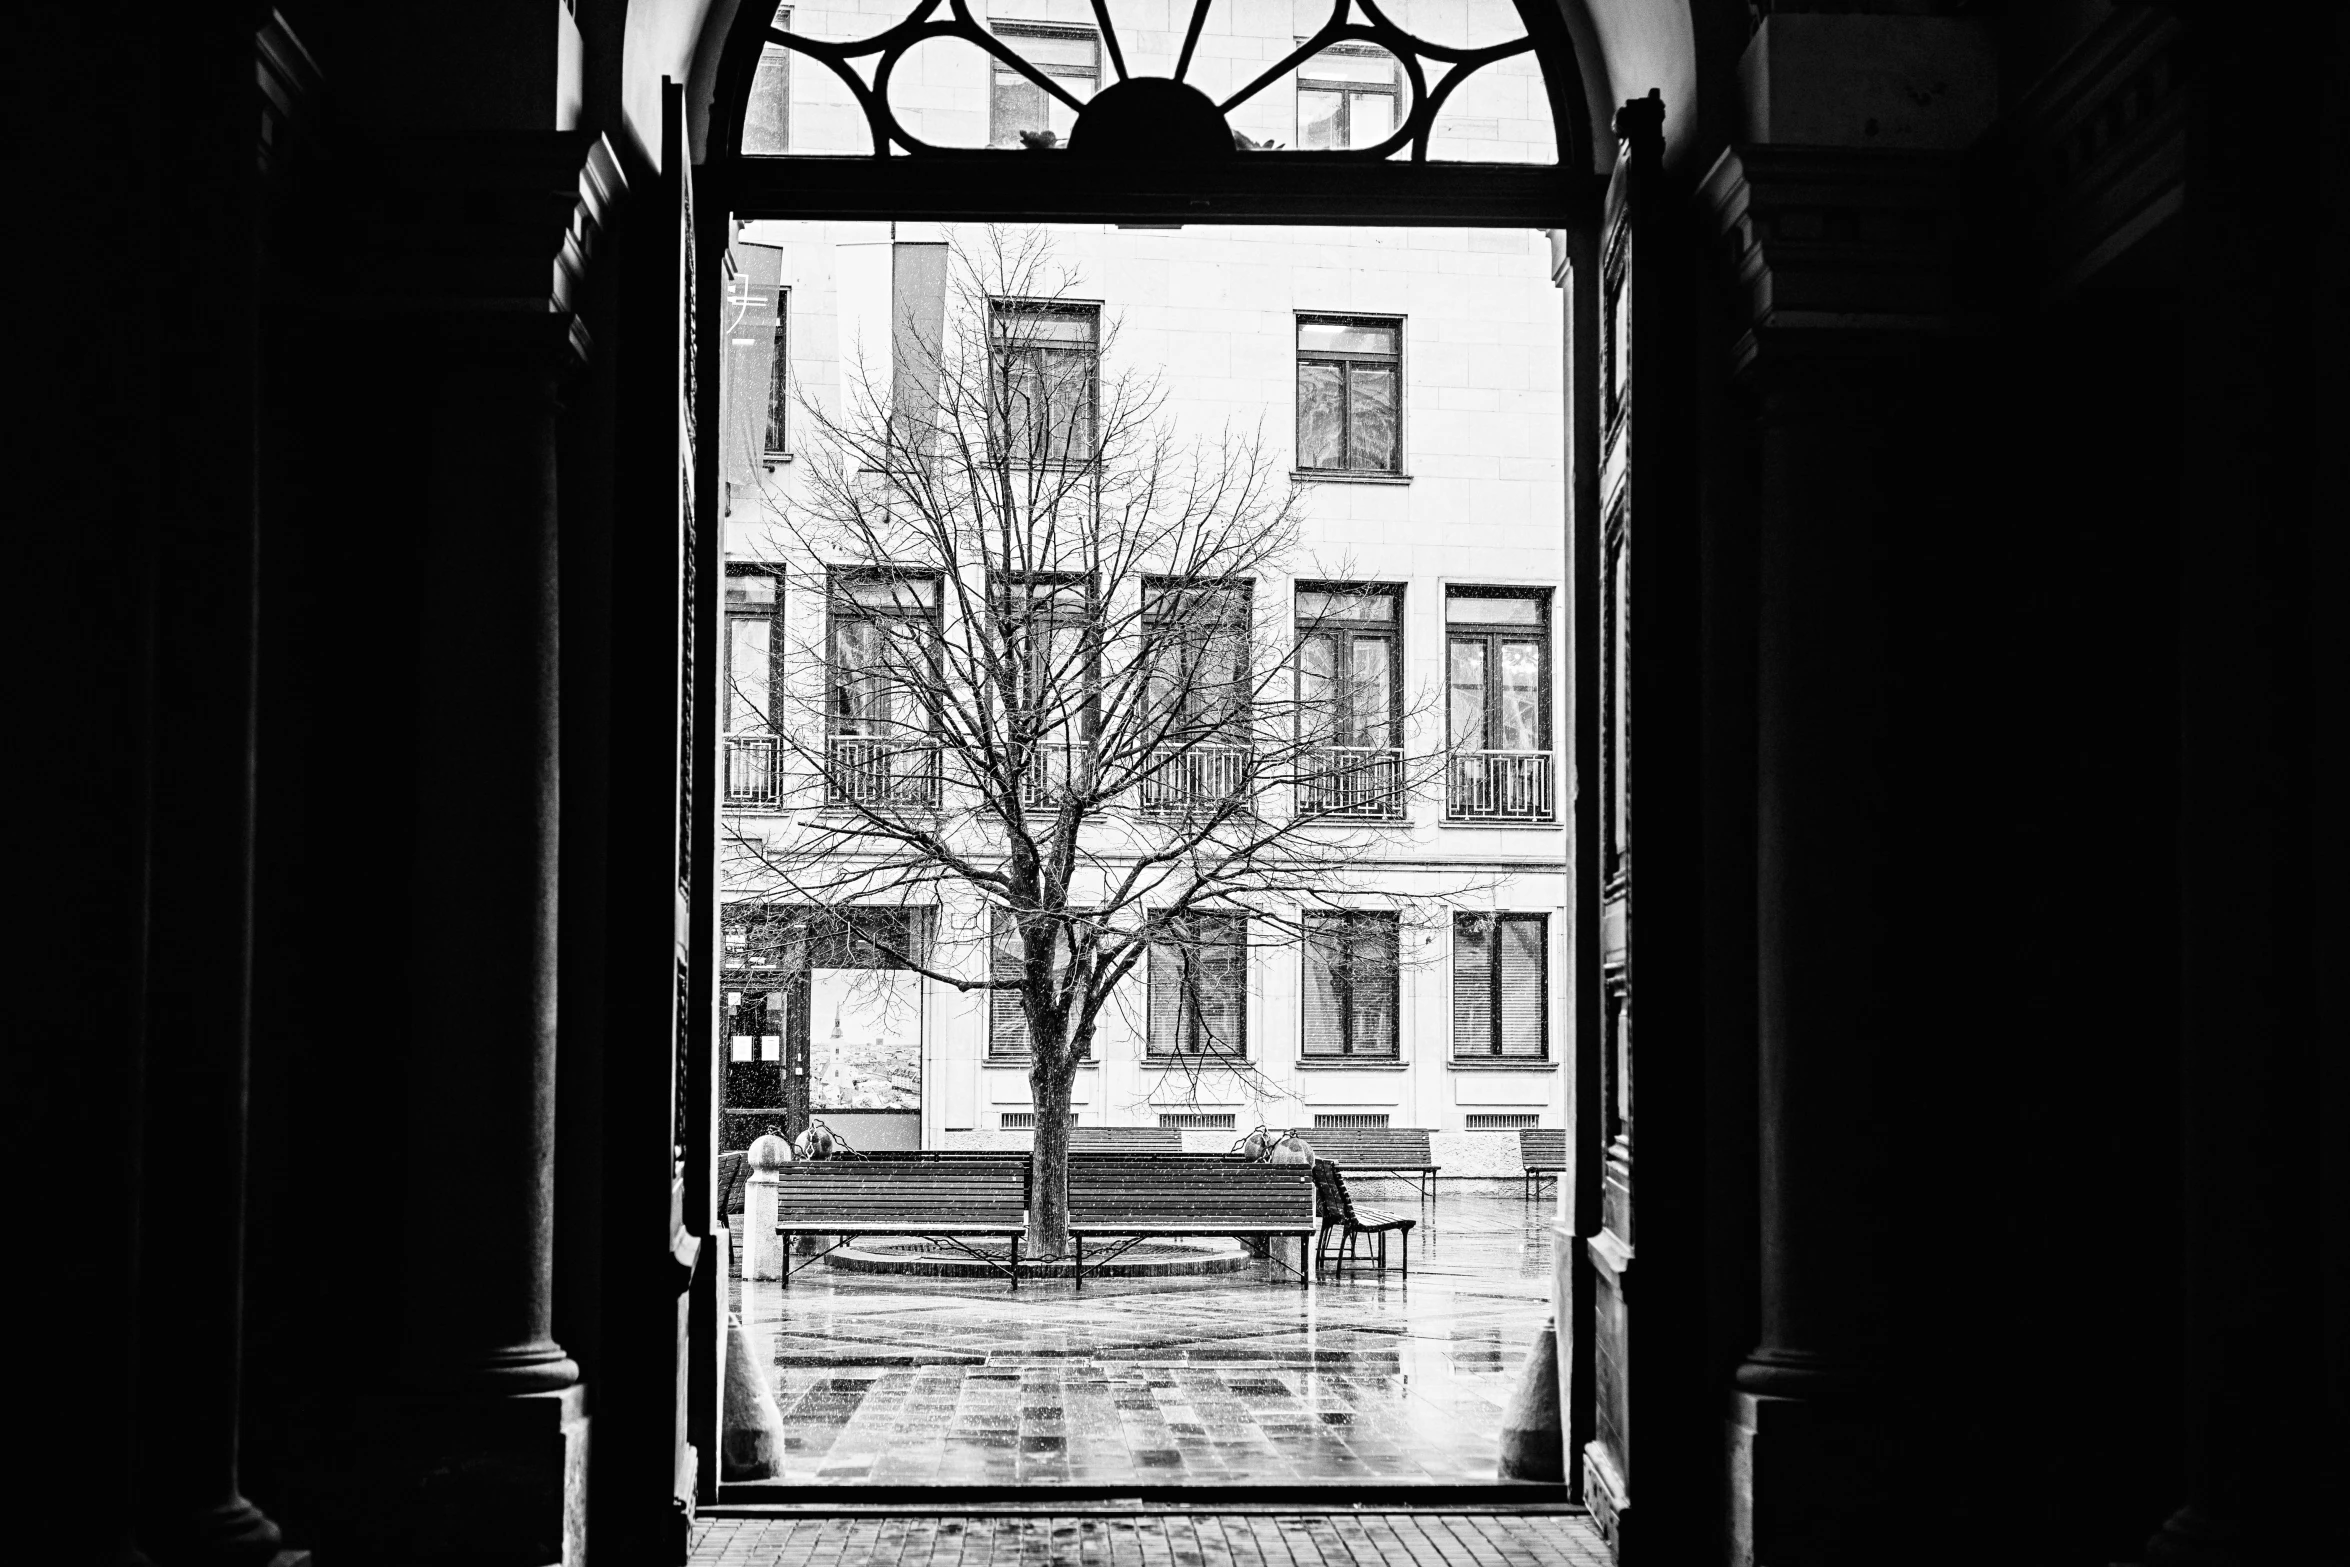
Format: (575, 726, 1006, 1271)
(1300, 910, 1401, 1061)
(761, 285, 791, 457)
(1294, 41, 1403, 151)
(1444, 586, 1553, 755)
(1294, 581, 1403, 751)
(987, 23, 1101, 149)
(1294, 313, 1405, 477)
(825, 566, 944, 742)
(1145, 911, 1249, 1060)
(988, 296, 1103, 466)
(723, 566, 785, 811)
(1451, 911, 1549, 1061)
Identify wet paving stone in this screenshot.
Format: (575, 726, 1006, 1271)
(731, 1183, 1558, 1487)
(690, 1512, 1609, 1566)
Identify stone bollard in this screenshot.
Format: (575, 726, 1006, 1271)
(743, 1133, 790, 1282)
(1498, 1315, 1565, 1481)
(720, 1310, 787, 1480)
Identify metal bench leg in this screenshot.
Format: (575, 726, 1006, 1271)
(779, 1231, 790, 1290)
(1074, 1234, 1083, 1290)
(1009, 1234, 1021, 1292)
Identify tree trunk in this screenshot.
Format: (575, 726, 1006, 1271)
(1028, 1059, 1074, 1258)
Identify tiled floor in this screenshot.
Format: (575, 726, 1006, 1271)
(732, 1182, 1559, 1487)
(691, 1512, 1609, 1566)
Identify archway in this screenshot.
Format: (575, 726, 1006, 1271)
(678, 0, 1650, 1516)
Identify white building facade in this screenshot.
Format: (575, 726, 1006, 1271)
(715, 0, 1566, 1175)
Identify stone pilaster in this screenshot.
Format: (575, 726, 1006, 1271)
(334, 131, 624, 1567)
(1700, 141, 1972, 1565)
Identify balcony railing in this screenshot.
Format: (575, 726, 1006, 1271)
(724, 733, 781, 810)
(826, 734, 941, 809)
(1297, 745, 1405, 819)
(1017, 741, 1089, 810)
(1447, 749, 1554, 821)
(1139, 744, 1252, 815)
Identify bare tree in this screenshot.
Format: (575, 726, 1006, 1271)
(725, 228, 1443, 1257)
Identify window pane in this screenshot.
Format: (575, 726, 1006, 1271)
(843, 576, 937, 609)
(1298, 632, 1336, 746)
(744, 41, 791, 154)
(728, 618, 771, 734)
(1498, 916, 1546, 1057)
(1019, 33, 1098, 72)
(727, 573, 777, 609)
(1347, 635, 1394, 747)
(1303, 47, 1399, 86)
(1348, 87, 1396, 149)
(1301, 918, 1347, 1056)
(763, 295, 789, 453)
(1498, 640, 1542, 750)
(1297, 361, 1345, 467)
(1298, 320, 1398, 357)
(1350, 915, 1400, 1057)
(992, 74, 1048, 145)
(1452, 915, 1494, 1056)
(1447, 591, 1544, 624)
(1348, 363, 1398, 470)
(1298, 88, 1346, 149)
(1194, 918, 1247, 1055)
(1448, 639, 1487, 750)
(1296, 588, 1395, 623)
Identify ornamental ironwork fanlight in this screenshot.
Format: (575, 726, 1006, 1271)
(740, 0, 1550, 163)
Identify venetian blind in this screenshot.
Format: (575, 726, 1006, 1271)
(1497, 914, 1546, 1057)
(1453, 915, 1493, 1055)
(1301, 918, 1348, 1056)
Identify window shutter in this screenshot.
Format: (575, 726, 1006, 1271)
(1453, 914, 1494, 1056)
(1498, 914, 1547, 1057)
(1302, 918, 1346, 1057)
(990, 909, 1028, 1056)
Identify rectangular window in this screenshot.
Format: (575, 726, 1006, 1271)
(1446, 588, 1552, 820)
(1296, 316, 1401, 474)
(991, 299, 1100, 464)
(1146, 913, 1247, 1057)
(991, 25, 1098, 147)
(1296, 584, 1401, 816)
(743, 12, 793, 154)
(1302, 911, 1400, 1059)
(1297, 44, 1400, 150)
(763, 288, 790, 455)
(1141, 580, 1252, 812)
(724, 569, 782, 809)
(827, 570, 942, 807)
(998, 573, 1096, 807)
(1452, 913, 1548, 1058)
(989, 908, 1090, 1060)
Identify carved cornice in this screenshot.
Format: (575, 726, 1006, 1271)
(1997, 6, 2188, 299)
(335, 132, 628, 373)
(1698, 145, 1971, 373)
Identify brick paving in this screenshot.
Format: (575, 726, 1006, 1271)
(690, 1512, 1609, 1566)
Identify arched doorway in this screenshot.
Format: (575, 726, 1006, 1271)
(670, 0, 1683, 1526)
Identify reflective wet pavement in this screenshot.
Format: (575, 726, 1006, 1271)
(730, 1182, 1560, 1486)
(691, 1512, 1609, 1565)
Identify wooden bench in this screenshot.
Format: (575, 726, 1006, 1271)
(1066, 1158, 1319, 1288)
(1299, 1128, 1440, 1200)
(766, 1159, 1029, 1289)
(1068, 1126, 1185, 1152)
(1310, 1160, 1414, 1276)
(716, 1150, 748, 1216)
(1520, 1128, 1568, 1200)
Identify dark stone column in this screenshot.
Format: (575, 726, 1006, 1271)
(133, 7, 302, 1564)
(1701, 145, 1971, 1563)
(338, 134, 624, 1567)
(2144, 14, 2337, 1563)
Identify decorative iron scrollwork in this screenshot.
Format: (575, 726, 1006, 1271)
(749, 0, 1540, 161)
